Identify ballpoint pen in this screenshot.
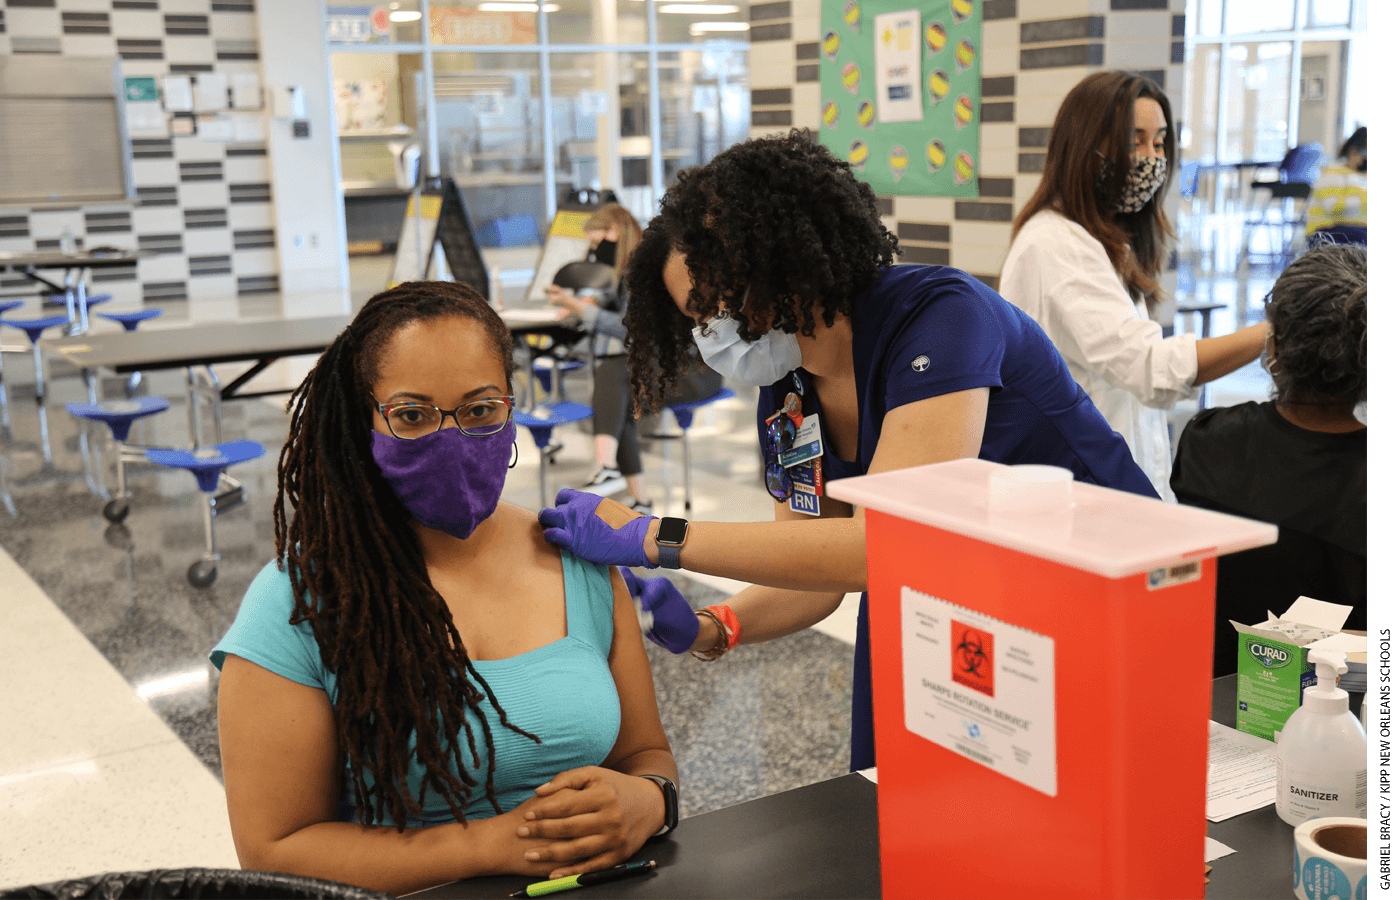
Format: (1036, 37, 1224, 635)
(508, 860, 657, 897)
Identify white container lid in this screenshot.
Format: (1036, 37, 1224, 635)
(825, 458, 1278, 579)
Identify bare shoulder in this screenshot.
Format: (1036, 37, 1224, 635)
(493, 502, 563, 563)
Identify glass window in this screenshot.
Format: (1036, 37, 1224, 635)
(1297, 41, 1348, 152)
(429, 1, 539, 46)
(1224, 0, 1296, 32)
(548, 51, 646, 197)
(654, 0, 751, 45)
(1308, 0, 1351, 27)
(433, 52, 547, 239)
(1181, 44, 1222, 162)
(1196, 0, 1224, 36)
(548, 0, 650, 46)
(332, 52, 422, 188)
(327, 2, 424, 45)
(1222, 41, 1293, 162)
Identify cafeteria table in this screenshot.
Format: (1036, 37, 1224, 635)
(0, 248, 142, 335)
(412, 675, 1324, 899)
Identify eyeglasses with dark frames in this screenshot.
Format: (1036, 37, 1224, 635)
(374, 396, 515, 440)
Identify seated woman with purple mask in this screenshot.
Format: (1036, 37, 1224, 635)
(210, 281, 677, 895)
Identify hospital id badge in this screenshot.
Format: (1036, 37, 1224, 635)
(787, 458, 822, 516)
(778, 413, 823, 468)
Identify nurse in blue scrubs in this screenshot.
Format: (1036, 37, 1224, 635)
(539, 131, 1157, 771)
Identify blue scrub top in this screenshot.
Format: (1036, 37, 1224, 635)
(756, 264, 1157, 770)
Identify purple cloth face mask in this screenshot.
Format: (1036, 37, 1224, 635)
(370, 421, 515, 540)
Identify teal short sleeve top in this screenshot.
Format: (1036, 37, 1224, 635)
(210, 551, 622, 826)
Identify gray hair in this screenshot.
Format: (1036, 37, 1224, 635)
(1265, 243, 1366, 407)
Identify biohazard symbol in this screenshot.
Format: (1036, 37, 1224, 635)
(951, 620, 995, 697)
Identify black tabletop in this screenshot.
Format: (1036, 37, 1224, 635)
(41, 315, 352, 374)
(411, 675, 1322, 900)
(411, 774, 881, 900)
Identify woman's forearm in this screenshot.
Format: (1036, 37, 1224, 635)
(690, 584, 848, 650)
(643, 516, 868, 593)
(1194, 322, 1268, 386)
(242, 814, 527, 896)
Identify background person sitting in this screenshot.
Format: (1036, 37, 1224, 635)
(1170, 244, 1365, 676)
(212, 281, 677, 895)
(548, 203, 721, 514)
(1306, 126, 1366, 246)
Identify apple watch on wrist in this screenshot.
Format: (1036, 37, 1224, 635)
(638, 774, 679, 837)
(654, 517, 689, 570)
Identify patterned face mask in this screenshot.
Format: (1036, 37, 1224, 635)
(1097, 152, 1169, 215)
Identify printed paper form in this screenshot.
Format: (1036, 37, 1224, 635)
(1207, 720, 1277, 822)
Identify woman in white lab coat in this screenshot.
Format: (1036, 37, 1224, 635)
(999, 70, 1268, 500)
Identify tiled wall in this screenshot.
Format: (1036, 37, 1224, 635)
(748, 0, 1187, 289)
(0, 0, 278, 310)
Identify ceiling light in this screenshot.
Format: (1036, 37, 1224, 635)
(389, 9, 422, 21)
(689, 21, 749, 32)
(661, 4, 739, 12)
(478, 2, 557, 9)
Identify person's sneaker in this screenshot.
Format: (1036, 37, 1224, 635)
(623, 496, 654, 516)
(578, 466, 626, 496)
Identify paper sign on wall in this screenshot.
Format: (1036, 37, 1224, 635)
(873, 10, 922, 124)
(901, 586, 1058, 796)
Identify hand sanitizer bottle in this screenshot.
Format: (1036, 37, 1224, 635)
(1274, 648, 1366, 825)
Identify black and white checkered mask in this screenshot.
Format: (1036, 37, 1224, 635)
(1098, 153, 1168, 214)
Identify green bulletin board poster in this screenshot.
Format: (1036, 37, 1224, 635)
(819, 0, 983, 197)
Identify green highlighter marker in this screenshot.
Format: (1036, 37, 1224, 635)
(510, 860, 657, 897)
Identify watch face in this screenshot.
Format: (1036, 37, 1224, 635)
(656, 517, 689, 546)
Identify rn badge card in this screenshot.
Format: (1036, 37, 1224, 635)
(873, 9, 922, 124)
(900, 586, 1058, 796)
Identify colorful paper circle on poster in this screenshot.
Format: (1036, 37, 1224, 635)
(951, 0, 974, 24)
(954, 151, 974, 184)
(842, 62, 861, 95)
(822, 101, 840, 129)
(849, 140, 869, 172)
(955, 38, 976, 72)
(925, 21, 946, 54)
(927, 69, 950, 105)
(954, 94, 974, 129)
(889, 145, 910, 182)
(843, 0, 861, 32)
(927, 139, 947, 172)
(822, 30, 841, 60)
(857, 100, 876, 129)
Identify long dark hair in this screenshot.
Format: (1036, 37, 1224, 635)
(273, 280, 537, 830)
(1013, 70, 1177, 310)
(622, 130, 899, 411)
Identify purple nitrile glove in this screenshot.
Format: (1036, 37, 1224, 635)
(538, 488, 657, 569)
(621, 568, 700, 655)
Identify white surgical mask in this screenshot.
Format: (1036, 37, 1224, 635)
(692, 313, 802, 387)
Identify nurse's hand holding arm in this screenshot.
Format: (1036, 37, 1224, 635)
(549, 387, 990, 653)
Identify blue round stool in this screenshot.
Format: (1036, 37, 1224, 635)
(66, 396, 171, 523)
(0, 313, 75, 465)
(515, 401, 593, 509)
(146, 439, 265, 587)
(657, 387, 736, 513)
(98, 308, 164, 396)
(45, 292, 112, 308)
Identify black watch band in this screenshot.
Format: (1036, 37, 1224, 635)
(638, 774, 678, 837)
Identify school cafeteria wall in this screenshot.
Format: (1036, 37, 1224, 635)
(0, 0, 283, 311)
(746, 0, 1187, 295)
(256, 0, 350, 295)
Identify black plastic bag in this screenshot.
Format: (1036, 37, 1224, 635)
(2, 868, 397, 900)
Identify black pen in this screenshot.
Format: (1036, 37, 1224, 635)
(508, 860, 657, 897)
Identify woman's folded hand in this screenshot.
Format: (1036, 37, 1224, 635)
(512, 766, 665, 879)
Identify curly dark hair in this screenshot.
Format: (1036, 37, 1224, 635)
(273, 280, 538, 831)
(1265, 243, 1366, 408)
(621, 129, 899, 411)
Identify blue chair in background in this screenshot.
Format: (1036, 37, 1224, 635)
(98, 308, 165, 396)
(1241, 143, 1325, 272)
(649, 387, 736, 514)
(514, 401, 593, 509)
